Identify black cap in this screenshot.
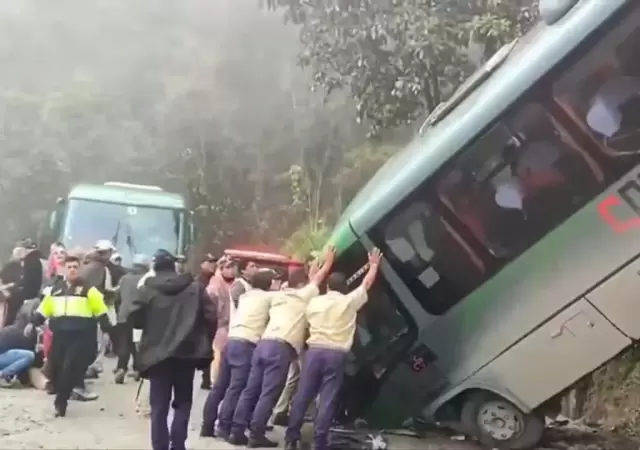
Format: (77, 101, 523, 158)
(152, 249, 177, 269)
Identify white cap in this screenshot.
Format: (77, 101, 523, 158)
(95, 240, 115, 251)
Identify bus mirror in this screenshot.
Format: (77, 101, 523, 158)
(55, 197, 64, 205)
(189, 221, 196, 241)
(48, 210, 58, 230)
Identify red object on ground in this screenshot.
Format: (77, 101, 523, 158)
(43, 327, 53, 358)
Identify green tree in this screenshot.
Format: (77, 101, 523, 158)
(269, 0, 539, 135)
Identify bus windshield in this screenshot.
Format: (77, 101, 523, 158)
(62, 199, 183, 266)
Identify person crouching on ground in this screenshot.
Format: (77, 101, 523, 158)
(200, 268, 277, 443)
(25, 255, 112, 417)
(0, 299, 41, 387)
(113, 254, 150, 384)
(284, 248, 382, 450)
(229, 246, 336, 447)
(131, 249, 217, 450)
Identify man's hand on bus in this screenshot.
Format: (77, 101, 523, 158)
(368, 248, 382, 268)
(309, 245, 336, 286)
(362, 248, 382, 291)
(322, 245, 336, 266)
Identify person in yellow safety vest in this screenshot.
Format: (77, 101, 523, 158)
(24, 254, 112, 418)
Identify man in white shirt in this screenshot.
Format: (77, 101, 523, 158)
(229, 247, 336, 447)
(284, 248, 382, 450)
(200, 268, 277, 441)
(586, 75, 640, 139)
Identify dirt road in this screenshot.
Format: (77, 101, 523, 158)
(0, 359, 478, 449)
(0, 359, 637, 449)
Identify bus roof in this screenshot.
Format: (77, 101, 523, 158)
(68, 183, 186, 209)
(338, 0, 627, 237)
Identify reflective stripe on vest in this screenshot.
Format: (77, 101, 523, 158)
(49, 295, 94, 318)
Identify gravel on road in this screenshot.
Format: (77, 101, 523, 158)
(1, 358, 638, 449)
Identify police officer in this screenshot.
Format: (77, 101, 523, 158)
(284, 248, 382, 450)
(230, 246, 336, 447)
(26, 254, 112, 417)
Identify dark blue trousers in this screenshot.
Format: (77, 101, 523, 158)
(231, 339, 296, 438)
(148, 359, 196, 450)
(201, 339, 256, 435)
(285, 347, 347, 450)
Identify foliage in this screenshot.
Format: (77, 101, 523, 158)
(282, 221, 331, 260)
(268, 0, 539, 135)
(0, 0, 367, 257)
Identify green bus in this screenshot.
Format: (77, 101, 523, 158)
(329, 0, 640, 448)
(39, 182, 195, 267)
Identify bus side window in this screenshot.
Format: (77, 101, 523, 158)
(374, 201, 486, 315)
(553, 6, 640, 166)
(439, 102, 600, 261)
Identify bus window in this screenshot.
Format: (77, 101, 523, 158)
(440, 102, 600, 260)
(553, 5, 640, 162)
(372, 201, 486, 315)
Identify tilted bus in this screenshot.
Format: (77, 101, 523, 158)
(327, 0, 640, 448)
(39, 182, 195, 268)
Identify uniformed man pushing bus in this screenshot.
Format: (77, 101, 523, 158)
(26, 254, 112, 417)
(200, 268, 277, 442)
(284, 248, 382, 450)
(230, 246, 336, 447)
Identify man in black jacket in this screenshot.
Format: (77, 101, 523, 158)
(3, 239, 43, 327)
(113, 254, 150, 384)
(131, 249, 217, 450)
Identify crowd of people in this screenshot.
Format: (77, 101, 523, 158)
(0, 237, 382, 450)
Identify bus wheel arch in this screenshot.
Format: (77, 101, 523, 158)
(456, 390, 544, 450)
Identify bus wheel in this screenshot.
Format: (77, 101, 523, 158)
(460, 391, 544, 449)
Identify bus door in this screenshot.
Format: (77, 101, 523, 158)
(583, 169, 640, 339)
(333, 239, 447, 428)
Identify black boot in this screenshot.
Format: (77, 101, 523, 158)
(284, 440, 299, 450)
(226, 433, 249, 446)
(54, 403, 67, 418)
(114, 369, 126, 385)
(248, 435, 278, 448)
(199, 424, 214, 438)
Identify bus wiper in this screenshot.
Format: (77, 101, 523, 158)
(112, 221, 121, 248)
(112, 219, 137, 259)
(125, 232, 137, 257)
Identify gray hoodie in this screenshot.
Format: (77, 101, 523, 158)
(117, 265, 147, 324)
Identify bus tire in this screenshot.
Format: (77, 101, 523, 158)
(460, 391, 544, 449)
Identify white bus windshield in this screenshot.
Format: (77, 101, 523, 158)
(62, 199, 182, 266)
